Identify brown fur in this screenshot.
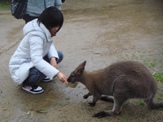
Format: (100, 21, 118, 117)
(67, 61, 163, 118)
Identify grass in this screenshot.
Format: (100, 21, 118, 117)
(155, 72, 163, 81)
(0, 1, 10, 10)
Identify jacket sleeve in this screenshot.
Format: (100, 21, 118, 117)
(55, 0, 62, 10)
(29, 35, 59, 79)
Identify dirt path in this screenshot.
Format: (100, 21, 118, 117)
(0, 0, 163, 122)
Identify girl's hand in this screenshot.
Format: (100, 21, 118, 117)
(57, 72, 68, 85)
(50, 57, 58, 69)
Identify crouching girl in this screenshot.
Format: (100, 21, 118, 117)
(9, 7, 68, 94)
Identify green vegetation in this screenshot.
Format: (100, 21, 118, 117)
(0, 1, 10, 10)
(153, 72, 163, 83)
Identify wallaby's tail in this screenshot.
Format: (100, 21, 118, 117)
(145, 98, 163, 109)
(149, 102, 163, 109)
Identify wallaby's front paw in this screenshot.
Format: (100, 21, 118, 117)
(89, 102, 96, 107)
(83, 95, 88, 99)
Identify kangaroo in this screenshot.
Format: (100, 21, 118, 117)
(67, 61, 163, 118)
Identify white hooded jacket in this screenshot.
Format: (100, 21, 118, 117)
(9, 19, 59, 85)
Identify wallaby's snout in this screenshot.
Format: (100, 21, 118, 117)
(68, 61, 86, 83)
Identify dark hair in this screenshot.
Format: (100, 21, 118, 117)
(38, 7, 64, 32)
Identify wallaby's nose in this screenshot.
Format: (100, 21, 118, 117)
(67, 77, 71, 82)
(67, 78, 70, 82)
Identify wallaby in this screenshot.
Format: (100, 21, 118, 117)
(67, 61, 163, 118)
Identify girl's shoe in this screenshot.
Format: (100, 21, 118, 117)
(22, 85, 44, 94)
(42, 77, 52, 82)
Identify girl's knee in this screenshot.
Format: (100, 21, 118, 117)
(57, 51, 64, 63)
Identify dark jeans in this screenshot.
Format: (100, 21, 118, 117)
(23, 14, 38, 23)
(23, 51, 63, 86)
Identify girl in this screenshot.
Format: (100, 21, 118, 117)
(9, 7, 68, 94)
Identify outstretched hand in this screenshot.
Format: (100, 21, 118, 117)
(56, 72, 68, 85)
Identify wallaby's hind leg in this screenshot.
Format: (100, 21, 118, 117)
(93, 95, 127, 118)
(144, 98, 163, 109)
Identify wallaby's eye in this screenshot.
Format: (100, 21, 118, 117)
(71, 74, 75, 77)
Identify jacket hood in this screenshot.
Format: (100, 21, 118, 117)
(23, 19, 52, 41)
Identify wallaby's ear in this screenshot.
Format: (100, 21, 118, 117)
(77, 68, 84, 75)
(82, 61, 86, 67)
(78, 61, 86, 68)
(76, 61, 86, 75)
